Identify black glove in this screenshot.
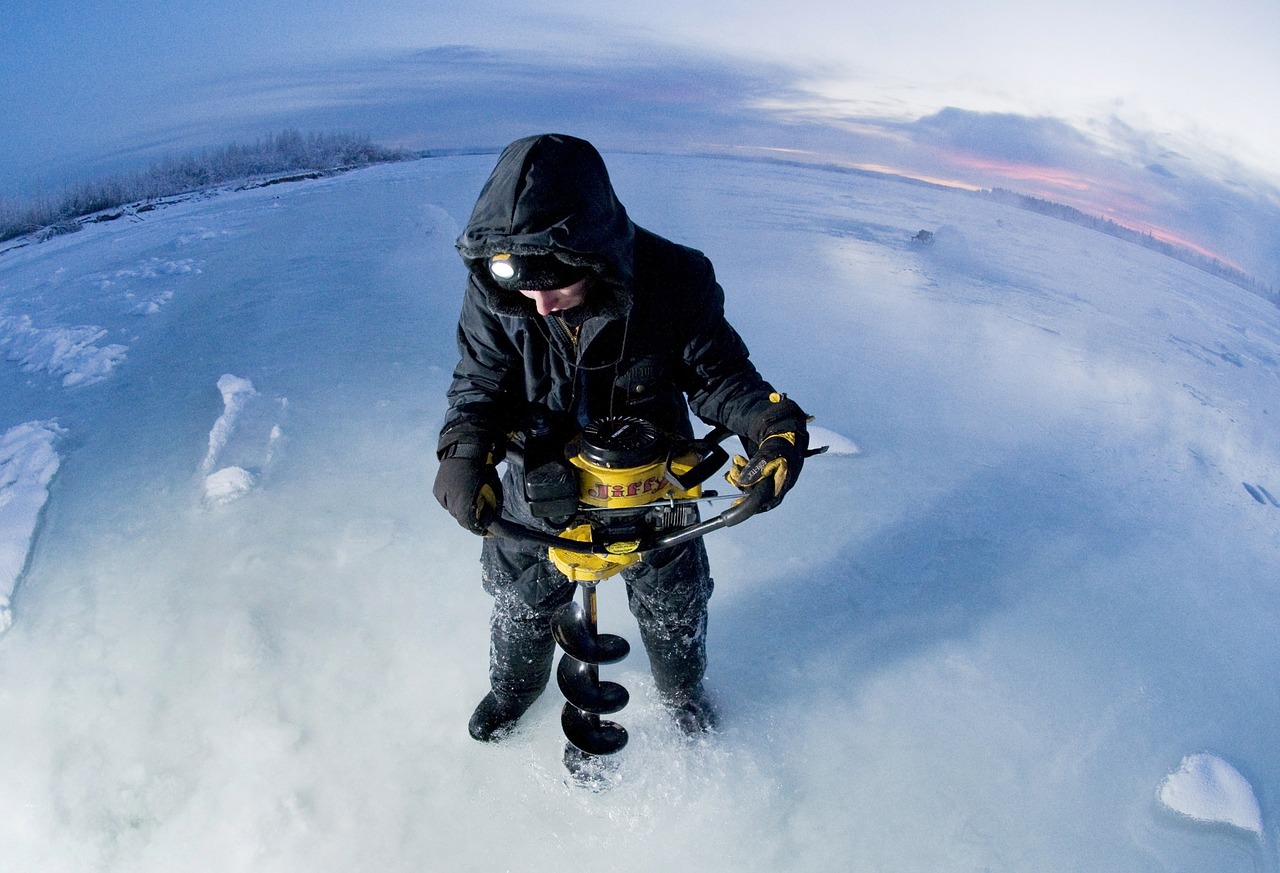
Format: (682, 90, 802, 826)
(725, 430, 807, 512)
(433, 449, 502, 535)
(726, 391, 810, 512)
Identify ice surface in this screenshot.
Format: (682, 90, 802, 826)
(1159, 753, 1263, 835)
(0, 420, 64, 631)
(0, 156, 1277, 872)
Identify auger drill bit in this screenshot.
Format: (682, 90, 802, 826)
(552, 583, 629, 763)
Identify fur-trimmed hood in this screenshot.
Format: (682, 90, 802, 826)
(455, 134, 636, 319)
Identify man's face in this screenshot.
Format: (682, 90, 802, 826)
(518, 278, 590, 317)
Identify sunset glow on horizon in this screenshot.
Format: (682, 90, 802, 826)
(923, 151, 1246, 273)
(722, 145, 1245, 272)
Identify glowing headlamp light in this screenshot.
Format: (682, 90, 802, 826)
(486, 253, 586, 291)
(489, 254, 517, 280)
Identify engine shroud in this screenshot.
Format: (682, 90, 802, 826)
(548, 417, 702, 581)
(571, 417, 699, 509)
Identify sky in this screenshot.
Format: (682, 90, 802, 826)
(3, 0, 1279, 286)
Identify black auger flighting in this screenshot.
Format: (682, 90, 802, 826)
(554, 585, 630, 775)
(488, 416, 773, 785)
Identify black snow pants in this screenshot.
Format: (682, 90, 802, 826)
(479, 489, 714, 708)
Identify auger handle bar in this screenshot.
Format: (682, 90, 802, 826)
(485, 478, 774, 554)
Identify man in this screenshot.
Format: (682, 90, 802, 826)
(433, 134, 809, 742)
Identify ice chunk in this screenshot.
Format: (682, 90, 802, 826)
(201, 374, 285, 505)
(203, 374, 258, 473)
(1159, 753, 1263, 835)
(204, 466, 256, 505)
(0, 421, 66, 632)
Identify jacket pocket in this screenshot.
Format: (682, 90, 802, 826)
(615, 354, 665, 402)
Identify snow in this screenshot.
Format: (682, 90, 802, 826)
(0, 155, 1278, 871)
(1159, 753, 1263, 835)
(201, 374, 286, 504)
(807, 424, 860, 456)
(203, 465, 257, 505)
(0, 314, 128, 387)
(0, 420, 64, 631)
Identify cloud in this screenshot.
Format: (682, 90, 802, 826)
(907, 109, 1098, 167)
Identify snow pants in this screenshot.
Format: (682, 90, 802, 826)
(479, 532, 714, 708)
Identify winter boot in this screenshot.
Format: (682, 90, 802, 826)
(662, 682, 719, 736)
(468, 691, 538, 742)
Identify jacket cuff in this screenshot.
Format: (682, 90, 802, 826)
(437, 423, 501, 462)
(747, 392, 809, 446)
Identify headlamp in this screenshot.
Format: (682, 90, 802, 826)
(489, 254, 517, 280)
(486, 253, 587, 291)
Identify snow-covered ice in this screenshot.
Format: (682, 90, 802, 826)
(0, 420, 64, 632)
(1159, 753, 1263, 835)
(0, 155, 1278, 872)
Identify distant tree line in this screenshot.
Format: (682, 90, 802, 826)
(0, 130, 412, 244)
(979, 187, 1278, 307)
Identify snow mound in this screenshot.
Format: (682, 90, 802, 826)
(0, 420, 65, 632)
(0, 313, 127, 387)
(201, 374, 286, 505)
(203, 465, 257, 505)
(1158, 753, 1263, 835)
(808, 424, 861, 456)
(129, 289, 175, 316)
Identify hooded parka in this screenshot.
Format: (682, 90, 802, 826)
(441, 134, 805, 719)
(442, 133, 803, 460)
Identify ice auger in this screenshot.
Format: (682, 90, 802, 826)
(488, 415, 773, 784)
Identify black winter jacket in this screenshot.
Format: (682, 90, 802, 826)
(439, 134, 804, 459)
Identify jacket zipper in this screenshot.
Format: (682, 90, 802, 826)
(552, 314, 586, 425)
(552, 314, 580, 358)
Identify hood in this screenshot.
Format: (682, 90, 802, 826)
(456, 134, 635, 318)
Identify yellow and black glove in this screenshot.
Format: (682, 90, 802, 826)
(726, 431, 806, 512)
(726, 391, 812, 512)
(433, 442, 502, 535)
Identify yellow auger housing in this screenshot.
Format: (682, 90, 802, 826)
(546, 418, 704, 582)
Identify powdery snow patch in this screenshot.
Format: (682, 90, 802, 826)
(0, 421, 66, 632)
(0, 313, 128, 387)
(1158, 753, 1263, 835)
(113, 256, 200, 280)
(335, 518, 397, 567)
